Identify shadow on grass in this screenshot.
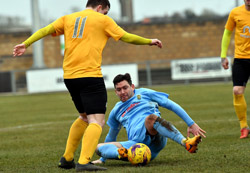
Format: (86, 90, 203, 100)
(104, 157, 188, 168)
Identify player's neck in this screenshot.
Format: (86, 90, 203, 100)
(245, 4, 250, 11)
(86, 7, 96, 11)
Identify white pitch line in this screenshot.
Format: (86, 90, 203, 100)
(0, 120, 73, 132)
(0, 118, 238, 132)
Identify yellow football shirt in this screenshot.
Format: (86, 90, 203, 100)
(52, 9, 126, 79)
(225, 5, 250, 59)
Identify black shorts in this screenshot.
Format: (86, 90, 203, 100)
(64, 77, 107, 115)
(232, 58, 250, 87)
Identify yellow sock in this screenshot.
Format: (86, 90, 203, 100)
(233, 94, 248, 129)
(78, 123, 102, 164)
(63, 118, 88, 161)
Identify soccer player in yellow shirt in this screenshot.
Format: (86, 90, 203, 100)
(220, 0, 250, 139)
(13, 0, 162, 171)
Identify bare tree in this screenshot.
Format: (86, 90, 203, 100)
(200, 9, 219, 18)
(0, 15, 24, 27)
(184, 9, 196, 19)
(171, 12, 183, 21)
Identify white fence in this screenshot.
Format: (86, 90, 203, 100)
(0, 57, 233, 93)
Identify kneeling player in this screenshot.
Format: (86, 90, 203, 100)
(92, 73, 206, 164)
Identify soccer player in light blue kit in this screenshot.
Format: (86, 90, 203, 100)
(92, 73, 206, 164)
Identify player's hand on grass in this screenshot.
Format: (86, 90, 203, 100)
(150, 39, 162, 48)
(221, 58, 229, 69)
(91, 159, 104, 164)
(13, 44, 26, 57)
(187, 123, 206, 138)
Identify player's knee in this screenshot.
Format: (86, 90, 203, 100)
(145, 114, 158, 135)
(79, 113, 88, 122)
(91, 121, 105, 128)
(95, 120, 105, 128)
(88, 115, 106, 128)
(101, 119, 106, 128)
(233, 87, 244, 95)
(145, 114, 157, 127)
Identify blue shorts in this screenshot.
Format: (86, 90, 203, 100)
(120, 114, 167, 160)
(120, 133, 167, 160)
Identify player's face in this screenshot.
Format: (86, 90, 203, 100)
(115, 80, 135, 102)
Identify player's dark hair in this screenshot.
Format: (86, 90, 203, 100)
(113, 73, 132, 87)
(86, 0, 110, 9)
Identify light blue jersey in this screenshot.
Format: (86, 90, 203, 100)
(100, 88, 195, 161)
(107, 88, 194, 146)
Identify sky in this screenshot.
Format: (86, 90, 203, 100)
(0, 0, 245, 25)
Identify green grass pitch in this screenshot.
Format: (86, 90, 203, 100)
(0, 83, 249, 173)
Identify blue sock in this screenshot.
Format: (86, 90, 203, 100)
(153, 121, 185, 145)
(97, 144, 119, 159)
